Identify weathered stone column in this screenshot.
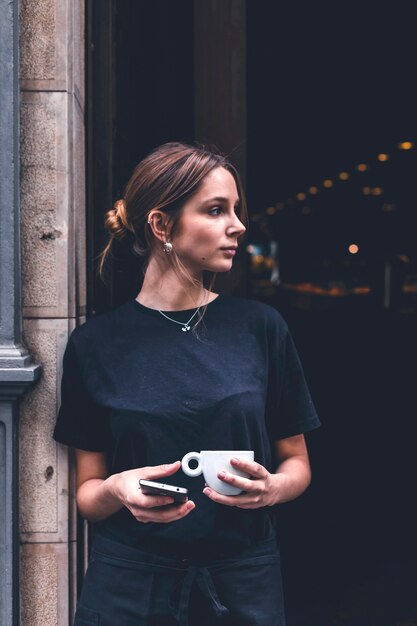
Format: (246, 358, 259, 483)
(0, 1, 42, 625)
(18, 1, 87, 625)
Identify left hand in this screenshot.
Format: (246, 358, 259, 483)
(202, 457, 287, 509)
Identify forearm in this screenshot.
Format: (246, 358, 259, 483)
(77, 474, 123, 522)
(76, 461, 193, 525)
(273, 455, 312, 503)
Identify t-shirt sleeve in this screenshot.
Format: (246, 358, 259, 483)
(53, 332, 111, 451)
(266, 318, 320, 441)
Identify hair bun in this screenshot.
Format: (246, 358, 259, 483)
(104, 199, 132, 239)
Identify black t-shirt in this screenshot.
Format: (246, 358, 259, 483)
(54, 294, 320, 558)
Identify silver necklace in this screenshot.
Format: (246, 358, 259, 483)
(158, 305, 202, 332)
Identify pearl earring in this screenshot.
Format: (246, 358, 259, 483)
(163, 241, 173, 254)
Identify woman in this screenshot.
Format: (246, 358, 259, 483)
(54, 142, 320, 625)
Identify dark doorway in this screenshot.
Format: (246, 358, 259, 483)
(87, 0, 195, 317)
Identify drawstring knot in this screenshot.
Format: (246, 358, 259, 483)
(170, 565, 229, 625)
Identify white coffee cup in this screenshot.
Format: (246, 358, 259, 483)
(181, 450, 254, 496)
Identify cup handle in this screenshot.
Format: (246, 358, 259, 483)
(181, 452, 202, 477)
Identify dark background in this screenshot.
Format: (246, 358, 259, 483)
(247, 3, 415, 207)
(245, 5, 417, 623)
(247, 3, 416, 287)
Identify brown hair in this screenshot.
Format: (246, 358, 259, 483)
(99, 142, 248, 288)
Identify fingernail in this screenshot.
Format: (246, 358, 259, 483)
(203, 487, 212, 495)
(218, 471, 226, 479)
(231, 457, 238, 463)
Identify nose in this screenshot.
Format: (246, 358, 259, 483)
(228, 212, 246, 237)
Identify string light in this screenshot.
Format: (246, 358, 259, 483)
(372, 187, 383, 196)
(348, 244, 359, 254)
(270, 138, 414, 214)
(356, 163, 368, 172)
(398, 141, 413, 150)
(323, 179, 334, 188)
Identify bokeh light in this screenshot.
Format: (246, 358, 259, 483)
(398, 141, 413, 150)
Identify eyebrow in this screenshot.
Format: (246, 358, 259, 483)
(202, 196, 240, 205)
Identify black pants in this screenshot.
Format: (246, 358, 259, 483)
(74, 533, 286, 626)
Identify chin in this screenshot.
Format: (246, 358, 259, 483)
(204, 262, 234, 273)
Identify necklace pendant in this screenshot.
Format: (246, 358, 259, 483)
(182, 325, 191, 332)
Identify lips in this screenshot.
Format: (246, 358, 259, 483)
(220, 247, 237, 257)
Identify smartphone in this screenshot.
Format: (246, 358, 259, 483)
(139, 479, 189, 504)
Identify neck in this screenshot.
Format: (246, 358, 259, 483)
(137, 256, 210, 311)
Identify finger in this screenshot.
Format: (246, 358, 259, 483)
(203, 487, 259, 509)
(230, 458, 268, 479)
(235, 501, 261, 509)
(139, 494, 175, 508)
(217, 471, 256, 492)
(203, 487, 246, 507)
(141, 461, 181, 480)
(127, 488, 174, 509)
(146, 500, 195, 523)
(163, 500, 195, 522)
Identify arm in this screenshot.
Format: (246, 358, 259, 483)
(75, 449, 195, 523)
(75, 449, 122, 522)
(203, 434, 312, 508)
(272, 433, 312, 502)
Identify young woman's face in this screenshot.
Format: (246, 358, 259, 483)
(171, 167, 246, 275)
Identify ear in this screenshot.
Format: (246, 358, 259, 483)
(147, 210, 171, 243)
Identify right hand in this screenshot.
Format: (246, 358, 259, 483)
(110, 461, 195, 524)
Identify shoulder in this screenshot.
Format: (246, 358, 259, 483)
(219, 294, 288, 330)
(69, 301, 135, 350)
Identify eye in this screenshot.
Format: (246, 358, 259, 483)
(208, 206, 223, 216)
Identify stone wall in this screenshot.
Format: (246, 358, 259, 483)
(19, 1, 86, 624)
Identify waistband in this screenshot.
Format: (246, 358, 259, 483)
(92, 531, 278, 567)
(91, 533, 280, 625)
